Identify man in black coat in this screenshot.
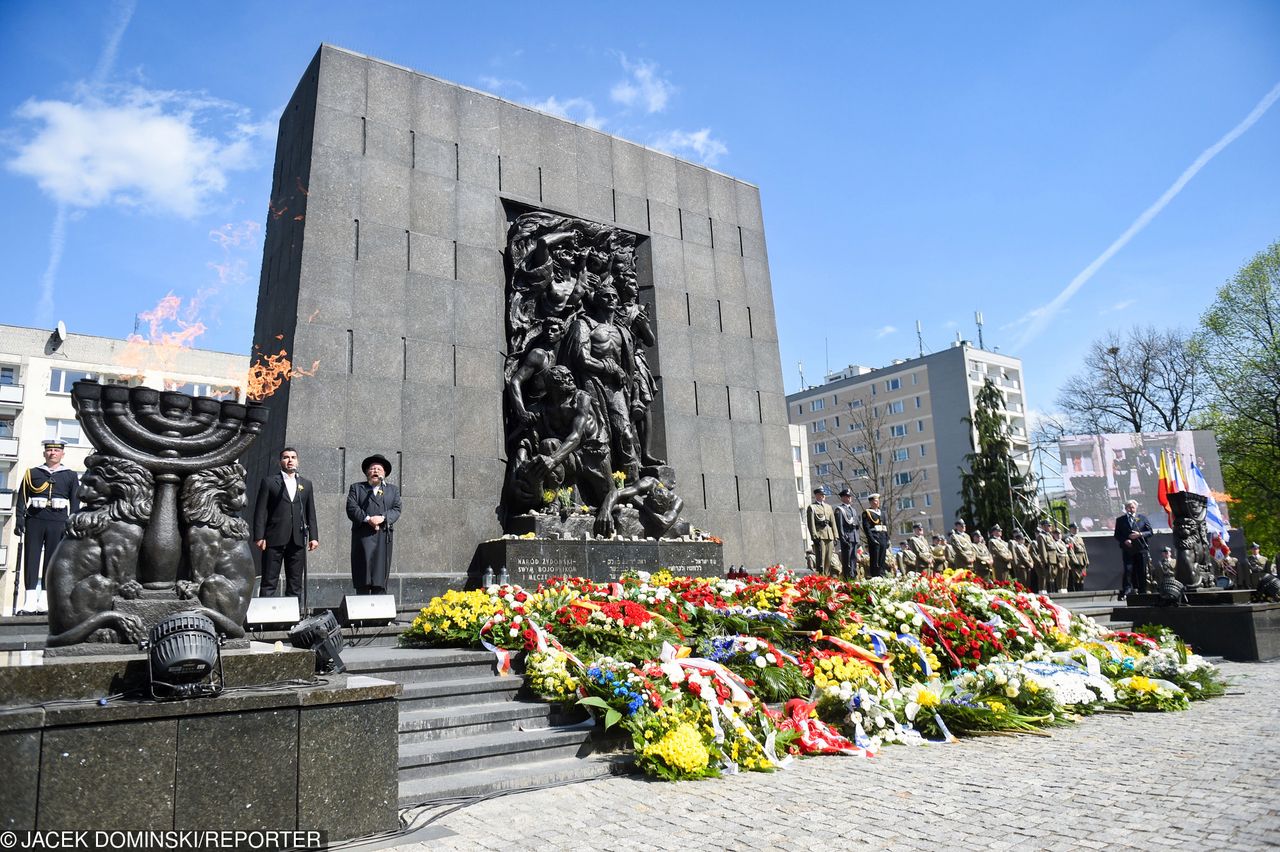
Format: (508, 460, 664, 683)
(253, 447, 319, 598)
(1114, 499, 1153, 598)
(833, 488, 860, 580)
(346, 454, 402, 595)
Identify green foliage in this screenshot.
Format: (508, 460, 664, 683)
(577, 695, 622, 729)
(957, 379, 1040, 534)
(1197, 239, 1280, 553)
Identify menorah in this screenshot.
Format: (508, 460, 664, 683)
(71, 380, 267, 587)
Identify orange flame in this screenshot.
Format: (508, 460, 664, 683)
(1211, 489, 1234, 504)
(246, 348, 319, 401)
(117, 293, 208, 378)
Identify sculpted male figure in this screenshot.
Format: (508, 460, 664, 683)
(564, 282, 640, 482)
(520, 365, 616, 517)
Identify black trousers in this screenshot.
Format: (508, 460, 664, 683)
(838, 540, 858, 580)
(260, 540, 306, 598)
(867, 539, 889, 578)
(23, 515, 67, 590)
(1122, 550, 1150, 595)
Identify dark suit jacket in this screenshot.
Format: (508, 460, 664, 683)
(253, 472, 319, 547)
(834, 502, 860, 545)
(1113, 512, 1153, 552)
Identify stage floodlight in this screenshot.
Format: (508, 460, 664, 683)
(289, 610, 347, 673)
(141, 611, 224, 700)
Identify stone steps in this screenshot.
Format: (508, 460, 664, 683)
(0, 615, 47, 651)
(343, 643, 633, 806)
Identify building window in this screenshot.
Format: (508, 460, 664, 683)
(897, 497, 915, 510)
(832, 394, 838, 406)
(892, 448, 910, 462)
(886, 377, 901, 391)
(887, 400, 904, 414)
(795, 476, 804, 493)
(925, 494, 933, 507)
(912, 373, 918, 385)
(890, 424, 907, 437)
(792, 446, 802, 462)
(45, 418, 82, 445)
(853, 467, 869, 478)
(0, 366, 15, 385)
(899, 521, 915, 535)
(812, 419, 827, 433)
(894, 471, 912, 485)
(920, 445, 928, 458)
(796, 404, 802, 418)
(834, 416, 840, 428)
(811, 399, 825, 412)
(917, 420, 925, 432)
(164, 381, 238, 399)
(915, 396, 921, 409)
(871, 385, 876, 396)
(0, 418, 14, 437)
(814, 441, 828, 455)
(849, 399, 864, 409)
(816, 463, 832, 476)
(49, 369, 96, 394)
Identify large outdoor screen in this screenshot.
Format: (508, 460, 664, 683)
(1056, 430, 1227, 534)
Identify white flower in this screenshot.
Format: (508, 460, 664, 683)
(1005, 685, 1019, 698)
(754, 656, 768, 669)
(912, 614, 924, 627)
(743, 639, 759, 653)
(509, 628, 519, 638)
(765, 652, 777, 665)
(660, 661, 685, 685)
(899, 623, 910, 634)
(512, 615, 523, 624)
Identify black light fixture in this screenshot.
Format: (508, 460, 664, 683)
(289, 610, 347, 673)
(140, 611, 224, 700)
(1256, 573, 1280, 602)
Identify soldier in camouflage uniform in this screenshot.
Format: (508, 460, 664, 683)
(931, 535, 948, 570)
(1244, 542, 1274, 588)
(1063, 522, 1090, 592)
(988, 525, 1014, 583)
(1153, 546, 1177, 587)
(906, 522, 935, 573)
(896, 542, 917, 575)
(970, 530, 994, 579)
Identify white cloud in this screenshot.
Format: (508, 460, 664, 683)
(1100, 298, 1136, 315)
(1012, 79, 1280, 351)
(610, 57, 675, 114)
(8, 85, 262, 218)
(528, 96, 605, 130)
(651, 128, 727, 166)
(478, 75, 525, 94)
(875, 325, 897, 339)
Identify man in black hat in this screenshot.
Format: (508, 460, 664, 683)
(806, 486, 837, 576)
(15, 440, 79, 613)
(861, 493, 890, 578)
(346, 454, 402, 595)
(253, 447, 319, 599)
(833, 487, 860, 580)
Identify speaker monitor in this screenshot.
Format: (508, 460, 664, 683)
(245, 596, 301, 629)
(339, 594, 397, 627)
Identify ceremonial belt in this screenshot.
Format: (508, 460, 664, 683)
(26, 497, 70, 510)
(873, 525, 887, 532)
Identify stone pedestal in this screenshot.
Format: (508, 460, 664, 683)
(0, 644, 401, 837)
(473, 538, 724, 588)
(1121, 600, 1280, 661)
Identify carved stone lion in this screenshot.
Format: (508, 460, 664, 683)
(46, 455, 153, 646)
(176, 463, 256, 638)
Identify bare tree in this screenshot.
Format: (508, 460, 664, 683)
(1056, 326, 1208, 434)
(811, 393, 923, 534)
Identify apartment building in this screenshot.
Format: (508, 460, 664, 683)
(785, 341, 1030, 538)
(0, 323, 248, 612)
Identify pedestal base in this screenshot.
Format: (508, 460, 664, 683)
(1122, 601, 1280, 661)
(473, 538, 724, 588)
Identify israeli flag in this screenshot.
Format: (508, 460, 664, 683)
(1190, 461, 1229, 540)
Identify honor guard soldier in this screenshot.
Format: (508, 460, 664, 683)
(1038, 523, 1070, 593)
(833, 488, 860, 581)
(1009, 529, 1035, 588)
(946, 519, 976, 571)
(861, 493, 891, 578)
(931, 534, 948, 569)
(970, 530, 994, 579)
(15, 440, 80, 613)
(1032, 519, 1055, 592)
(1244, 543, 1273, 588)
(907, 522, 935, 573)
(987, 526, 1013, 583)
(896, 541, 917, 575)
(1064, 522, 1090, 592)
(805, 487, 838, 577)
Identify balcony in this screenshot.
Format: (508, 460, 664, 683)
(0, 383, 22, 409)
(0, 437, 17, 458)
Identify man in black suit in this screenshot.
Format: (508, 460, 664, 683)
(1113, 499, 1153, 598)
(253, 447, 319, 598)
(346, 454, 402, 595)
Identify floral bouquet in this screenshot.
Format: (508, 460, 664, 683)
(1114, 675, 1189, 712)
(401, 589, 496, 646)
(698, 635, 811, 703)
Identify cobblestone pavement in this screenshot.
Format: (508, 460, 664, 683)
(392, 660, 1280, 851)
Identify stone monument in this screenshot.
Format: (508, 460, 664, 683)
(243, 45, 803, 602)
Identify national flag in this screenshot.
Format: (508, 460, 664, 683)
(1171, 452, 1191, 495)
(1156, 450, 1172, 524)
(1191, 461, 1229, 542)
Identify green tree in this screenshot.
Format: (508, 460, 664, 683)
(1197, 239, 1280, 552)
(958, 379, 1040, 535)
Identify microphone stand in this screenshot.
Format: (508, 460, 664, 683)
(300, 517, 310, 616)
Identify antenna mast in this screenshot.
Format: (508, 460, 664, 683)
(915, 320, 924, 358)
(975, 311, 985, 350)
(797, 360, 806, 389)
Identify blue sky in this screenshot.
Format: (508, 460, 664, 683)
(2, 1, 1278, 421)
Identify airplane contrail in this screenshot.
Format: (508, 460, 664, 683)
(1013, 80, 1280, 351)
